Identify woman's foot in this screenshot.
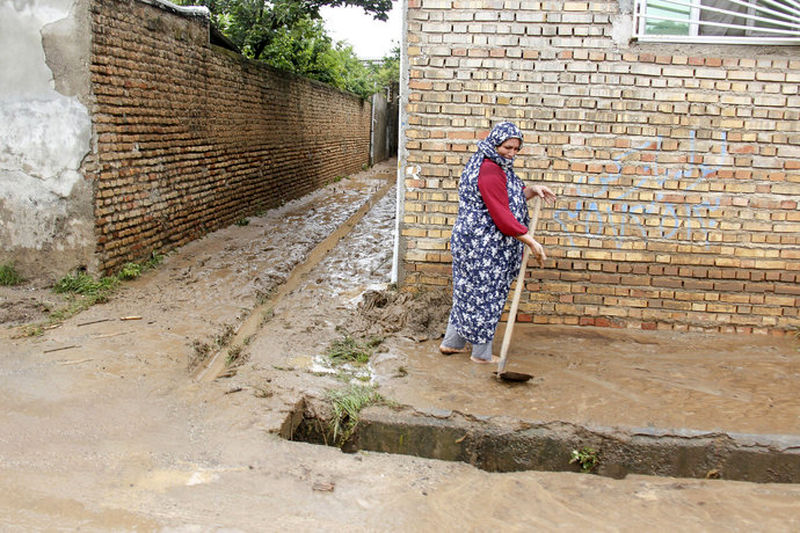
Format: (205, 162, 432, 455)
(470, 355, 500, 364)
(439, 345, 469, 355)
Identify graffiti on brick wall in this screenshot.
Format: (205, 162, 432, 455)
(553, 131, 728, 248)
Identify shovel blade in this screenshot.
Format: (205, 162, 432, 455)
(494, 370, 533, 383)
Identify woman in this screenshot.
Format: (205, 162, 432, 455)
(440, 122, 556, 363)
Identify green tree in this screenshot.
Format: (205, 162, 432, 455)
(194, 0, 392, 61)
(257, 16, 389, 98)
(180, 0, 398, 98)
(366, 45, 399, 91)
(260, 16, 334, 74)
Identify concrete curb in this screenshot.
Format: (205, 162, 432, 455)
(288, 400, 800, 484)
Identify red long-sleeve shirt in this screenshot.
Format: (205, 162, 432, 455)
(477, 159, 528, 236)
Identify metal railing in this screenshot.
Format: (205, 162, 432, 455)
(633, 0, 800, 43)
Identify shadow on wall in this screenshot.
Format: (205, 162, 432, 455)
(371, 82, 400, 165)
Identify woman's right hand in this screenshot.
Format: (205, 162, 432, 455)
(528, 238, 547, 267)
(516, 233, 547, 267)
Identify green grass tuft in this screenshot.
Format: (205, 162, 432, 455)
(570, 447, 600, 473)
(326, 334, 383, 366)
(0, 264, 24, 286)
(327, 384, 383, 446)
(53, 271, 118, 299)
(118, 262, 143, 281)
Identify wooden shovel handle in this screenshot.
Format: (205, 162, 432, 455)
(497, 196, 542, 374)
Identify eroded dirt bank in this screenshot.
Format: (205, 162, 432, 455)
(2, 159, 800, 530)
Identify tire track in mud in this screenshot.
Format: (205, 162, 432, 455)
(194, 171, 397, 382)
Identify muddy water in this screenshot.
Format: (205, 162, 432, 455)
(381, 325, 800, 436)
(239, 175, 398, 378)
(2, 158, 800, 529)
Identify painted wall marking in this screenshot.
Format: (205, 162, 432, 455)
(553, 131, 728, 248)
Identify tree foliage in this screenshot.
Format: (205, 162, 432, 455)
(366, 45, 399, 91)
(191, 0, 390, 61)
(183, 0, 397, 98)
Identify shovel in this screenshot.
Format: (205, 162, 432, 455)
(495, 196, 543, 383)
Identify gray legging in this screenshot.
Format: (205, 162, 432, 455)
(442, 320, 493, 361)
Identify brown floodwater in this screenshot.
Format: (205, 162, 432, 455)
(379, 324, 800, 436)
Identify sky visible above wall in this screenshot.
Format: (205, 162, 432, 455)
(320, 4, 401, 60)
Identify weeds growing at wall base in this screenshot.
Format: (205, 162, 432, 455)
(0, 264, 24, 286)
(14, 252, 164, 336)
(54, 271, 119, 300)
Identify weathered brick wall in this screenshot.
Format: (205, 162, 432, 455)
(84, 0, 371, 272)
(401, 0, 800, 334)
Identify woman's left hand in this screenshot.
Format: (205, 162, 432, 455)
(525, 184, 557, 204)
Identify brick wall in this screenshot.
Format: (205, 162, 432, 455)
(401, 0, 800, 334)
(84, 0, 372, 272)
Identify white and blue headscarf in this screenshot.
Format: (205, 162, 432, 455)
(477, 121, 524, 172)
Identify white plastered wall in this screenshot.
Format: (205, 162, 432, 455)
(0, 0, 94, 280)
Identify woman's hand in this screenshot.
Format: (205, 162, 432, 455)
(515, 233, 547, 267)
(525, 184, 557, 204)
(528, 238, 547, 267)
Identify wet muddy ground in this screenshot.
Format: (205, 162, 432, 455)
(2, 159, 800, 530)
(386, 325, 800, 436)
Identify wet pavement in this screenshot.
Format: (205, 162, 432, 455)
(2, 158, 800, 530)
(382, 324, 800, 436)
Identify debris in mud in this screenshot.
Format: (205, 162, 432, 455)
(0, 293, 56, 326)
(77, 318, 113, 327)
(290, 385, 387, 449)
(225, 343, 249, 369)
(188, 323, 238, 372)
(253, 385, 273, 398)
(312, 481, 335, 492)
(43, 344, 81, 354)
(189, 340, 213, 371)
(348, 287, 451, 342)
(326, 332, 383, 366)
(56, 358, 93, 366)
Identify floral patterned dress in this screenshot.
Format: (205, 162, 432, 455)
(449, 122, 530, 345)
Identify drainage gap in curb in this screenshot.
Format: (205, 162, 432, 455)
(281, 398, 800, 484)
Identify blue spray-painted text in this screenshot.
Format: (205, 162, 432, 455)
(552, 131, 728, 247)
